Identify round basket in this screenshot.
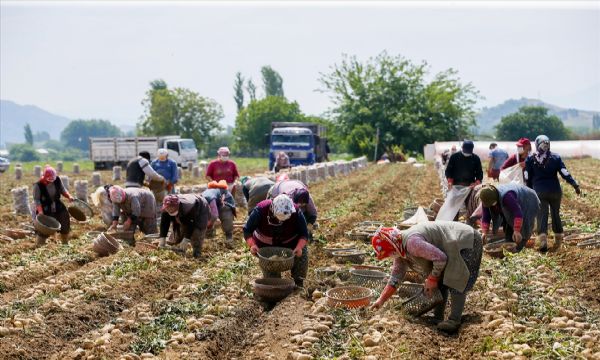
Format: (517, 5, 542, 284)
(72, 199, 94, 218)
(34, 214, 61, 236)
(68, 206, 87, 222)
(565, 233, 595, 243)
(484, 241, 517, 259)
(3, 228, 33, 239)
(111, 231, 135, 242)
(257, 247, 295, 273)
(324, 247, 357, 256)
(404, 271, 425, 283)
(345, 230, 373, 242)
(429, 198, 444, 214)
(92, 232, 121, 257)
(252, 278, 296, 303)
(144, 233, 161, 241)
(352, 264, 385, 272)
(332, 250, 366, 265)
(395, 283, 444, 317)
(315, 267, 337, 280)
(326, 286, 372, 309)
(86, 231, 102, 238)
(349, 269, 387, 289)
(577, 238, 600, 249)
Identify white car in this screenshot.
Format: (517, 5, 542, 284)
(0, 157, 9, 173)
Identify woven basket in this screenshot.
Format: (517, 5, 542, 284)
(315, 267, 337, 280)
(111, 231, 135, 246)
(332, 250, 366, 265)
(349, 269, 388, 289)
(429, 198, 444, 214)
(257, 247, 295, 273)
(34, 214, 61, 236)
(404, 271, 425, 283)
(577, 238, 600, 249)
(324, 247, 357, 256)
(352, 265, 385, 272)
(564, 233, 595, 243)
(484, 241, 517, 259)
(68, 206, 87, 222)
(72, 199, 94, 218)
(92, 232, 121, 257)
(396, 283, 443, 317)
(252, 278, 296, 303)
(326, 286, 372, 309)
(345, 230, 373, 242)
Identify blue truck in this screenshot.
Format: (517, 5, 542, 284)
(268, 122, 327, 170)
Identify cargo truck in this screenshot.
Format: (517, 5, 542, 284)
(268, 122, 327, 170)
(89, 136, 197, 170)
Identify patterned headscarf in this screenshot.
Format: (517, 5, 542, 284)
(371, 227, 405, 260)
(41, 165, 57, 183)
(161, 194, 179, 212)
(534, 135, 551, 166)
(109, 185, 126, 204)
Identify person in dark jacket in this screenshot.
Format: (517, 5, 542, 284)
(479, 184, 540, 251)
(32, 166, 75, 247)
(525, 135, 581, 252)
(125, 151, 164, 188)
(159, 194, 209, 258)
(202, 180, 236, 248)
(244, 194, 309, 287)
(267, 179, 318, 231)
(241, 176, 275, 215)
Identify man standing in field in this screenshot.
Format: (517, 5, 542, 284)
(487, 143, 508, 181)
(151, 148, 178, 194)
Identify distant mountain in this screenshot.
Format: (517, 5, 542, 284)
(0, 100, 72, 147)
(475, 98, 600, 135)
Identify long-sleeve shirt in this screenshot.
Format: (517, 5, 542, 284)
(445, 152, 483, 185)
(125, 157, 163, 187)
(243, 200, 308, 248)
(500, 153, 524, 170)
(524, 153, 578, 193)
(388, 234, 448, 288)
(481, 191, 523, 232)
(112, 187, 156, 221)
(151, 158, 178, 184)
(159, 194, 208, 238)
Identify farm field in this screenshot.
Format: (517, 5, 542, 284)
(0, 158, 599, 359)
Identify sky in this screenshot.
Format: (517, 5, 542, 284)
(1, 1, 599, 128)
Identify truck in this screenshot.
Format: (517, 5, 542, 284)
(268, 122, 327, 170)
(89, 136, 198, 170)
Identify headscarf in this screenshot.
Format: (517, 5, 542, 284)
(292, 188, 310, 205)
(41, 165, 57, 184)
(161, 194, 180, 215)
(217, 147, 230, 156)
(534, 135, 551, 166)
(109, 185, 126, 204)
(271, 194, 295, 221)
(208, 180, 228, 189)
(371, 227, 405, 260)
(157, 148, 168, 160)
(479, 185, 500, 207)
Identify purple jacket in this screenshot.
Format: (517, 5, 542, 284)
(243, 200, 308, 249)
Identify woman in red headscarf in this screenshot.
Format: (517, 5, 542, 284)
(32, 165, 74, 247)
(371, 221, 483, 334)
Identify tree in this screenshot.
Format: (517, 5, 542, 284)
(33, 131, 50, 143)
(61, 119, 121, 150)
(261, 66, 284, 97)
(233, 72, 245, 113)
(319, 52, 479, 157)
(495, 106, 570, 141)
(246, 79, 257, 101)
(9, 143, 39, 161)
(24, 123, 33, 145)
(233, 97, 303, 155)
(138, 80, 224, 151)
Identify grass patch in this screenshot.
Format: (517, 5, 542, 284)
(311, 308, 362, 359)
(103, 256, 156, 279)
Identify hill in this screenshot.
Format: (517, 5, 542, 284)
(0, 99, 72, 147)
(476, 98, 600, 135)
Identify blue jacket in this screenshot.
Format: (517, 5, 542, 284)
(151, 158, 178, 184)
(525, 153, 578, 194)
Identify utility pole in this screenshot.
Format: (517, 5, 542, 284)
(373, 126, 380, 162)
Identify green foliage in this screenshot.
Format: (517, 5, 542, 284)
(495, 106, 570, 141)
(61, 119, 121, 150)
(24, 123, 34, 145)
(246, 79, 257, 101)
(233, 96, 304, 155)
(261, 65, 284, 97)
(8, 143, 40, 161)
(33, 131, 50, 143)
(234, 72, 245, 112)
(138, 80, 224, 152)
(320, 52, 479, 157)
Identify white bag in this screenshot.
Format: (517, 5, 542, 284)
(499, 164, 524, 185)
(436, 186, 472, 221)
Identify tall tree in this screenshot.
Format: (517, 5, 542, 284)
(233, 96, 303, 155)
(24, 123, 33, 145)
(233, 72, 245, 113)
(261, 66, 284, 97)
(319, 52, 478, 157)
(138, 81, 224, 150)
(496, 106, 570, 141)
(246, 79, 257, 101)
(61, 119, 121, 150)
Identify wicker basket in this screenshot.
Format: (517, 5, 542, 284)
(396, 283, 444, 317)
(564, 233, 595, 243)
(324, 247, 357, 256)
(111, 231, 136, 246)
(349, 269, 388, 289)
(352, 265, 385, 272)
(92, 232, 121, 257)
(252, 278, 296, 303)
(345, 230, 374, 242)
(326, 286, 373, 309)
(404, 271, 425, 283)
(577, 238, 600, 249)
(68, 206, 87, 222)
(484, 241, 517, 259)
(257, 247, 295, 273)
(429, 198, 444, 214)
(34, 214, 61, 236)
(332, 250, 366, 264)
(71, 199, 94, 218)
(315, 267, 338, 280)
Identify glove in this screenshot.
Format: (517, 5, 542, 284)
(108, 220, 118, 232)
(293, 238, 307, 257)
(246, 237, 259, 256)
(512, 231, 523, 245)
(158, 237, 166, 248)
(446, 178, 453, 191)
(574, 185, 581, 196)
(36, 205, 43, 215)
(166, 183, 174, 192)
(424, 275, 439, 298)
(371, 285, 396, 310)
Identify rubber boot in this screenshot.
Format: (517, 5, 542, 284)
(192, 246, 201, 258)
(550, 233, 563, 253)
(60, 233, 69, 245)
(432, 286, 449, 324)
(224, 233, 234, 249)
(35, 235, 47, 248)
(437, 292, 466, 334)
(538, 233, 548, 253)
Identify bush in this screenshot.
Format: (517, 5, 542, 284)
(8, 144, 40, 162)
